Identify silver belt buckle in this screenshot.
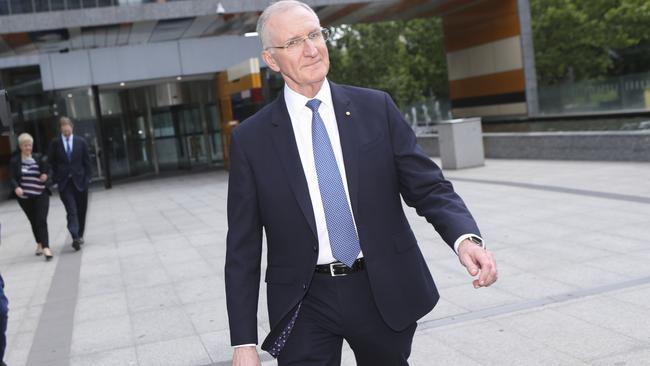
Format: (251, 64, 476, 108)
(329, 262, 347, 277)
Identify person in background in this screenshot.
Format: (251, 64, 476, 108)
(0, 271, 7, 366)
(48, 117, 92, 251)
(9, 133, 53, 261)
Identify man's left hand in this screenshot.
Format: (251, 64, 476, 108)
(458, 239, 498, 289)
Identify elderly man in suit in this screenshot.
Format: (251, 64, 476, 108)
(48, 116, 93, 251)
(225, 1, 498, 365)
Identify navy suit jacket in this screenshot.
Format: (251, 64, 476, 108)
(48, 135, 92, 191)
(225, 81, 481, 350)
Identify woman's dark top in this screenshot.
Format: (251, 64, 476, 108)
(9, 152, 51, 198)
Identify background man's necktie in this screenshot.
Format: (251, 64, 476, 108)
(65, 138, 72, 161)
(306, 99, 360, 267)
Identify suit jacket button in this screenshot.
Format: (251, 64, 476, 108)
(302, 284, 307, 290)
(312, 246, 317, 252)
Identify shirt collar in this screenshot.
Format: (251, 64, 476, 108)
(284, 79, 333, 117)
(61, 134, 73, 141)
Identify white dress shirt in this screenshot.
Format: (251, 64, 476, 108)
(62, 134, 74, 152)
(284, 80, 363, 265)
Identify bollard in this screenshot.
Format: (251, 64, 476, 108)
(437, 117, 485, 169)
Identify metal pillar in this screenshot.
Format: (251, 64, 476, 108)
(91, 85, 112, 188)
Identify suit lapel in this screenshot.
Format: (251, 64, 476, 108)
(330, 82, 360, 223)
(269, 93, 318, 239)
(60, 136, 68, 162)
(72, 136, 80, 162)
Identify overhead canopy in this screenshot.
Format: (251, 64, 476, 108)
(0, 0, 537, 118)
(0, 0, 467, 58)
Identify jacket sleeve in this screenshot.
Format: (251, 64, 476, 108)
(37, 154, 52, 188)
(47, 140, 58, 180)
(384, 92, 481, 249)
(8, 156, 19, 191)
(38, 153, 50, 174)
(224, 129, 263, 346)
(82, 139, 93, 183)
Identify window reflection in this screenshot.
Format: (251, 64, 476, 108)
(34, 0, 49, 12)
(9, 0, 33, 14)
(0, 0, 189, 14)
(50, 0, 66, 10)
(0, 1, 9, 16)
(67, 0, 81, 9)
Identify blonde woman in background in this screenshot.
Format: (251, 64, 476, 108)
(9, 133, 53, 260)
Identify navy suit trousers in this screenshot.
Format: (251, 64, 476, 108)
(0, 273, 8, 363)
(278, 270, 417, 366)
(59, 183, 88, 239)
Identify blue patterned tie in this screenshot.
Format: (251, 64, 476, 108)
(65, 138, 72, 161)
(306, 99, 360, 267)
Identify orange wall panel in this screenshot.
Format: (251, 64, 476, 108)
(2, 32, 32, 49)
(450, 69, 525, 100)
(217, 72, 262, 98)
(443, 0, 520, 52)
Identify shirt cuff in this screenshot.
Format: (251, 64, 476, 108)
(453, 234, 483, 255)
(233, 344, 257, 348)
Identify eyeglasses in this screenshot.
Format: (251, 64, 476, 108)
(266, 28, 330, 51)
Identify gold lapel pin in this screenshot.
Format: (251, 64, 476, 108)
(345, 111, 351, 116)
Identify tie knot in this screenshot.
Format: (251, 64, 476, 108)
(306, 99, 321, 113)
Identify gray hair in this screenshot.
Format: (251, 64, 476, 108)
(256, 1, 320, 49)
(17, 132, 33, 146)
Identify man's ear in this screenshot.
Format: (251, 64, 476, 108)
(262, 50, 280, 73)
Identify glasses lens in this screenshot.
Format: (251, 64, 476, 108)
(281, 29, 329, 50)
(285, 38, 302, 50)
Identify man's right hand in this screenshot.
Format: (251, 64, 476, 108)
(232, 346, 261, 366)
(14, 187, 24, 198)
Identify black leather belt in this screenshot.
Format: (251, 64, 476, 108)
(314, 258, 365, 276)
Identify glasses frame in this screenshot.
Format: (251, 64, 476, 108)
(265, 28, 330, 51)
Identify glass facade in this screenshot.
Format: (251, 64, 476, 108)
(537, 72, 650, 116)
(94, 80, 224, 180)
(3, 66, 58, 158)
(99, 88, 156, 179)
(0, 0, 192, 15)
(2, 66, 226, 187)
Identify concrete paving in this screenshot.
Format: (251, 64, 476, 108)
(0, 159, 649, 366)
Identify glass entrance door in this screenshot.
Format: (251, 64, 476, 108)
(101, 90, 155, 179)
(152, 105, 208, 171)
(178, 107, 208, 166)
(152, 109, 180, 171)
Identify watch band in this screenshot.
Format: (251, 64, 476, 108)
(468, 235, 485, 249)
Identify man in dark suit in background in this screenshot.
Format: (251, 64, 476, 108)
(225, 2, 498, 365)
(48, 116, 92, 251)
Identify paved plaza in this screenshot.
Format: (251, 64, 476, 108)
(0, 159, 649, 366)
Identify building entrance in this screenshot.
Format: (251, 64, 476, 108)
(152, 105, 209, 171)
(1, 69, 229, 195)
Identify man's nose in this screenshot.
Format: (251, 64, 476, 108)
(303, 39, 318, 56)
